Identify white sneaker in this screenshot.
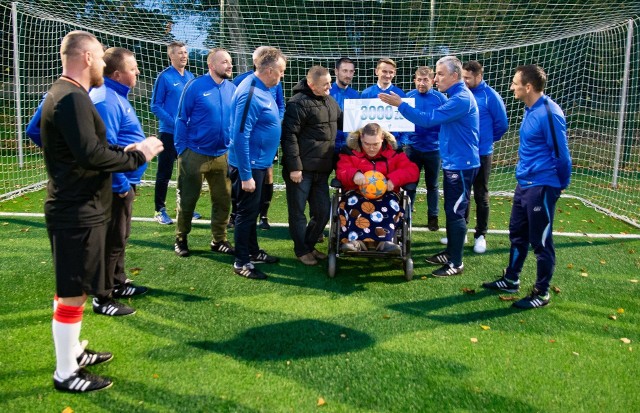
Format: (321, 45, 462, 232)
(439, 235, 468, 245)
(473, 235, 487, 254)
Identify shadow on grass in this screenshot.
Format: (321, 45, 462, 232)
(1, 217, 47, 229)
(189, 319, 374, 361)
(388, 289, 521, 324)
(148, 288, 210, 303)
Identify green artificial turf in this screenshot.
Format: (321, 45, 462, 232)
(0, 189, 639, 412)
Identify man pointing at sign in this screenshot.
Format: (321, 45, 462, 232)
(379, 55, 479, 278)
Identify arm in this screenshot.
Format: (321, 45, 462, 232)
(335, 152, 361, 190)
(275, 83, 285, 120)
(386, 152, 419, 189)
(58, 94, 147, 173)
(173, 79, 196, 156)
(547, 110, 572, 190)
(150, 75, 174, 127)
(490, 91, 509, 142)
(281, 102, 305, 175)
(231, 87, 259, 183)
(26, 99, 45, 147)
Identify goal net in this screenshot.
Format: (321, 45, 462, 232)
(1, 0, 639, 227)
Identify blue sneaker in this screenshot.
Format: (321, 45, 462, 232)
(192, 211, 202, 220)
(154, 208, 173, 225)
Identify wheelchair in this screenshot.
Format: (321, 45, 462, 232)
(326, 178, 415, 281)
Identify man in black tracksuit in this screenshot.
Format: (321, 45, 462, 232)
(281, 65, 341, 266)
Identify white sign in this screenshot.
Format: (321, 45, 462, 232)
(343, 98, 415, 132)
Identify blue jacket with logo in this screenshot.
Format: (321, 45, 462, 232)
(516, 95, 572, 189)
(330, 82, 360, 152)
(229, 74, 282, 181)
(90, 77, 147, 194)
(150, 66, 194, 134)
(400, 88, 448, 152)
(361, 83, 406, 99)
(469, 80, 508, 156)
(174, 74, 236, 157)
(398, 81, 479, 171)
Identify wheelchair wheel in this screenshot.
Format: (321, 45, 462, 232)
(328, 253, 337, 278)
(327, 192, 340, 278)
(403, 258, 414, 281)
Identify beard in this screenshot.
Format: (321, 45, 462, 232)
(89, 66, 104, 88)
(216, 69, 232, 80)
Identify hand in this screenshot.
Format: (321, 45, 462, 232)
(378, 91, 402, 107)
(386, 179, 395, 191)
(289, 170, 302, 183)
(118, 191, 129, 198)
(353, 171, 365, 186)
(242, 178, 256, 193)
(125, 136, 164, 162)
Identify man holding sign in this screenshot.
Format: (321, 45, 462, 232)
(379, 56, 479, 278)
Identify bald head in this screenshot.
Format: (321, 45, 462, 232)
(60, 30, 105, 89)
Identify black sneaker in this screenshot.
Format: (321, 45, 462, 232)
(77, 349, 113, 367)
(175, 236, 190, 257)
(425, 250, 450, 265)
(54, 368, 113, 393)
(482, 275, 520, 293)
(250, 249, 279, 264)
(258, 217, 271, 230)
(92, 297, 136, 316)
(427, 216, 439, 231)
(227, 214, 236, 229)
(432, 262, 464, 277)
(113, 282, 148, 298)
(512, 288, 550, 309)
(211, 240, 235, 255)
(233, 262, 268, 280)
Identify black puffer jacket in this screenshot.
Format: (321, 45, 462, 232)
(281, 79, 342, 173)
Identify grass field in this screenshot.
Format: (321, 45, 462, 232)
(1, 188, 639, 412)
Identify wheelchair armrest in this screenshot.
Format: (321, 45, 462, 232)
(330, 178, 343, 189)
(402, 182, 417, 192)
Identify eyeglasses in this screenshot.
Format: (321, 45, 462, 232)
(361, 140, 383, 148)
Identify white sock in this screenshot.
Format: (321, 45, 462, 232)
(52, 303, 83, 380)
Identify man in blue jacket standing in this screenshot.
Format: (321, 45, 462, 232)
(229, 47, 287, 280)
(482, 64, 571, 309)
(379, 56, 479, 277)
(173, 49, 236, 257)
(459, 60, 509, 253)
(231, 46, 285, 230)
(401, 66, 448, 231)
(330, 57, 360, 153)
(90, 47, 149, 316)
(150, 41, 196, 225)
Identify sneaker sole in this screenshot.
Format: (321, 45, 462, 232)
(54, 379, 113, 393)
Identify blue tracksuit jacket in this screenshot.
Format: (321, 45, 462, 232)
(400, 88, 448, 152)
(174, 74, 236, 157)
(361, 83, 406, 99)
(229, 74, 282, 181)
(234, 70, 285, 119)
(469, 80, 508, 156)
(398, 81, 479, 171)
(90, 77, 147, 194)
(150, 66, 194, 134)
(330, 82, 360, 151)
(516, 95, 572, 189)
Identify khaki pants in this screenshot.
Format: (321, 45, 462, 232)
(176, 149, 231, 242)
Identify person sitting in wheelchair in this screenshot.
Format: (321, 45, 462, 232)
(336, 122, 419, 254)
